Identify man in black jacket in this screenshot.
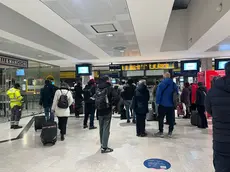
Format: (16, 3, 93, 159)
(205, 61, 230, 172)
(39, 80, 56, 121)
(95, 76, 119, 154)
(196, 82, 208, 129)
(133, 80, 149, 137)
(83, 79, 97, 129)
(121, 79, 136, 123)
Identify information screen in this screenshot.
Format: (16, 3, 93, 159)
(77, 66, 89, 74)
(183, 62, 198, 71)
(218, 61, 228, 69)
(16, 69, 25, 76)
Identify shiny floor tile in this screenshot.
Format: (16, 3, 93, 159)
(0, 116, 214, 172)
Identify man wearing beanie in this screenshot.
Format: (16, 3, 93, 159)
(205, 61, 230, 172)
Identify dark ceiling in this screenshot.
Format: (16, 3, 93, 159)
(173, 0, 191, 10)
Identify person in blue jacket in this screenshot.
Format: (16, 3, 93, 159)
(155, 72, 178, 138)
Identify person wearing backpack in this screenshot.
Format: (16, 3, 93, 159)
(52, 82, 73, 141)
(196, 82, 208, 129)
(95, 76, 119, 153)
(155, 72, 178, 138)
(83, 79, 97, 129)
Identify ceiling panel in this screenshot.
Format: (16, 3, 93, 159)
(41, 0, 140, 57)
(207, 36, 230, 52)
(0, 37, 64, 61)
(0, 3, 97, 60)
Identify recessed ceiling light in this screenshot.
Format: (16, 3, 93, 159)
(120, 50, 125, 53)
(37, 55, 43, 57)
(106, 33, 114, 37)
(114, 46, 126, 51)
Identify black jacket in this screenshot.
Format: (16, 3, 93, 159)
(181, 87, 191, 105)
(121, 84, 136, 100)
(133, 84, 150, 115)
(83, 84, 96, 104)
(205, 76, 230, 154)
(97, 82, 119, 116)
(74, 85, 83, 104)
(39, 84, 56, 108)
(196, 86, 207, 106)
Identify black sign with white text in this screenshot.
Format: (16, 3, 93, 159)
(0, 55, 28, 68)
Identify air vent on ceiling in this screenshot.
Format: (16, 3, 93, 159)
(91, 24, 117, 33)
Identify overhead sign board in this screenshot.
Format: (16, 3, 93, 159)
(121, 62, 177, 71)
(0, 55, 28, 68)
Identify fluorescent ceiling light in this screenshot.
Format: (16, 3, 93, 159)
(106, 33, 114, 37)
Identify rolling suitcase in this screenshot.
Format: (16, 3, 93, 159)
(146, 110, 154, 121)
(34, 115, 46, 131)
(40, 121, 57, 145)
(190, 111, 201, 126)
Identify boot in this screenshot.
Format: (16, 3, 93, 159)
(10, 125, 15, 129)
(61, 135, 65, 141)
(14, 125, 23, 129)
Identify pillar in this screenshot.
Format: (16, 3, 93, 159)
(201, 58, 212, 71)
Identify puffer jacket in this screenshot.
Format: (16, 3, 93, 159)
(133, 83, 150, 114)
(52, 88, 74, 117)
(205, 76, 230, 154)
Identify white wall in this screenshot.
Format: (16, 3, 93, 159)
(161, 10, 188, 52)
(188, 0, 230, 48)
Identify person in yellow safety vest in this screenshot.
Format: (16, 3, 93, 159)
(6, 83, 23, 129)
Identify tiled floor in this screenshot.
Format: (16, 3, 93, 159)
(0, 116, 214, 172)
(0, 116, 33, 142)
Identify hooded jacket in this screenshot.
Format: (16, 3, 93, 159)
(156, 78, 178, 107)
(196, 86, 207, 106)
(133, 84, 150, 114)
(39, 83, 56, 108)
(97, 82, 119, 116)
(205, 76, 230, 154)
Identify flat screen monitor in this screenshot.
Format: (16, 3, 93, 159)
(16, 69, 25, 76)
(215, 59, 230, 70)
(181, 60, 199, 72)
(76, 64, 92, 76)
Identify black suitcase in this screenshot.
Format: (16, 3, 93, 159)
(34, 116, 46, 131)
(120, 108, 127, 120)
(190, 112, 201, 126)
(40, 121, 57, 145)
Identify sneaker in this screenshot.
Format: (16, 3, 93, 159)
(83, 125, 88, 129)
(140, 133, 147, 137)
(132, 119, 136, 124)
(127, 120, 130, 123)
(89, 126, 97, 130)
(61, 135, 65, 141)
(14, 125, 23, 129)
(10, 125, 15, 129)
(136, 134, 141, 137)
(101, 147, 113, 154)
(154, 132, 164, 138)
(168, 132, 172, 138)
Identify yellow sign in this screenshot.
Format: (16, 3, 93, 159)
(122, 62, 176, 71)
(60, 72, 76, 79)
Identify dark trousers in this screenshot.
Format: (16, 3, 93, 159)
(98, 114, 112, 149)
(197, 105, 208, 128)
(158, 105, 174, 133)
(58, 117, 68, 135)
(44, 107, 54, 121)
(83, 104, 95, 127)
(136, 114, 146, 135)
(214, 151, 230, 172)
(11, 106, 22, 126)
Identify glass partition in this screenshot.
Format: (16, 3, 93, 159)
(0, 61, 60, 122)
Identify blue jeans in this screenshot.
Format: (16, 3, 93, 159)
(124, 100, 132, 120)
(44, 107, 54, 121)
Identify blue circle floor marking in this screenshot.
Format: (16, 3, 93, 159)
(143, 158, 171, 170)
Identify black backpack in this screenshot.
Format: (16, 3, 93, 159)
(57, 90, 69, 109)
(95, 88, 109, 110)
